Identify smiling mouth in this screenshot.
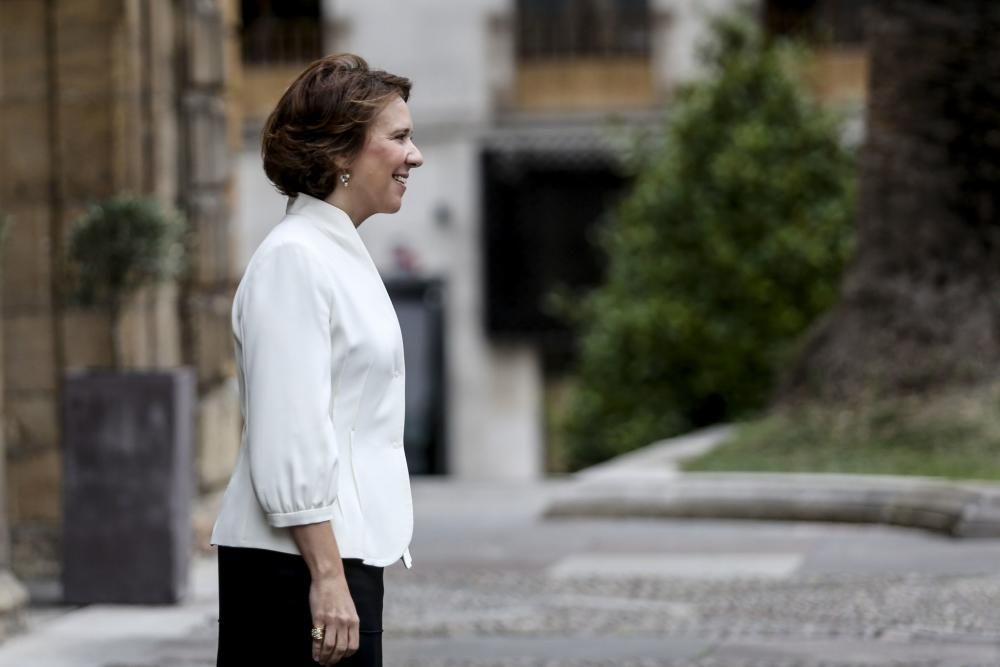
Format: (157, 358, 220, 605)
(392, 174, 407, 186)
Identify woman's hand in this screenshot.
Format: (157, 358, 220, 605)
(310, 572, 359, 665)
(290, 521, 358, 665)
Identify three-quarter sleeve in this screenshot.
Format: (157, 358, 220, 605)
(238, 243, 340, 528)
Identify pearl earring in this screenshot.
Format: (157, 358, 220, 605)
(340, 173, 352, 188)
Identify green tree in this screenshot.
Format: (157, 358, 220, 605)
(562, 12, 856, 470)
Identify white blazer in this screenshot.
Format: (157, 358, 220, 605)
(211, 193, 413, 569)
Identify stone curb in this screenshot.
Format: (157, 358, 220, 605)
(544, 472, 1000, 538)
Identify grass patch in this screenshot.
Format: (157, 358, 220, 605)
(682, 384, 1000, 480)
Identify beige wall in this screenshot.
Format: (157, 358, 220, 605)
(516, 58, 656, 111)
(807, 47, 868, 106)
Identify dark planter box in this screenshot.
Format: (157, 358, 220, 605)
(62, 368, 195, 604)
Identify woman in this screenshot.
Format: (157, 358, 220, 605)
(211, 53, 423, 666)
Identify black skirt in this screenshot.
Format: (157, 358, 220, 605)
(217, 546, 384, 666)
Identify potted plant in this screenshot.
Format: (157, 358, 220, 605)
(60, 194, 195, 604)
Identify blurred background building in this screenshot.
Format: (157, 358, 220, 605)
(0, 0, 870, 610)
(236, 0, 868, 481)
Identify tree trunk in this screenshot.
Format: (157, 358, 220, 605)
(780, 0, 1000, 403)
(109, 300, 124, 372)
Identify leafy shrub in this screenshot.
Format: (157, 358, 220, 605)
(561, 12, 856, 470)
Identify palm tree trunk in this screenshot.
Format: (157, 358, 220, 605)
(781, 0, 1000, 402)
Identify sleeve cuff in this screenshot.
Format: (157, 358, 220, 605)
(266, 504, 336, 528)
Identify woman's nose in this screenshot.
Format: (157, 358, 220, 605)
(408, 144, 424, 168)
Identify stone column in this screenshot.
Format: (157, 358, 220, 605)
(0, 0, 63, 582)
(176, 0, 241, 502)
(0, 250, 28, 637)
(0, 2, 29, 633)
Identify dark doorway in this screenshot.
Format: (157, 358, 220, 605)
(386, 278, 447, 475)
(481, 148, 630, 374)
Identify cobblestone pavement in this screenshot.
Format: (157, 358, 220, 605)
(8, 479, 1000, 666)
(382, 564, 1000, 666)
(386, 567, 1000, 638)
(118, 562, 1000, 666)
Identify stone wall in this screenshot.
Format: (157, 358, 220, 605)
(0, 0, 239, 578)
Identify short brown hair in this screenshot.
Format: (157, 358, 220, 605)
(261, 54, 412, 200)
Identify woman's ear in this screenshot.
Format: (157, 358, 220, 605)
(331, 156, 349, 175)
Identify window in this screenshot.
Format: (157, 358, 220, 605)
(765, 0, 869, 47)
(240, 0, 322, 65)
(517, 0, 651, 60)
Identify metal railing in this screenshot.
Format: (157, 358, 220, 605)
(241, 16, 323, 65)
(517, 0, 651, 60)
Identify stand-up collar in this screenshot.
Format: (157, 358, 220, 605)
(285, 193, 379, 268)
(287, 192, 356, 230)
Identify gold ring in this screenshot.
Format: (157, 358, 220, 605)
(311, 626, 325, 641)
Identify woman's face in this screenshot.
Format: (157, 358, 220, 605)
(347, 96, 423, 218)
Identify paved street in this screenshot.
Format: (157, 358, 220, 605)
(4, 478, 1000, 666)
